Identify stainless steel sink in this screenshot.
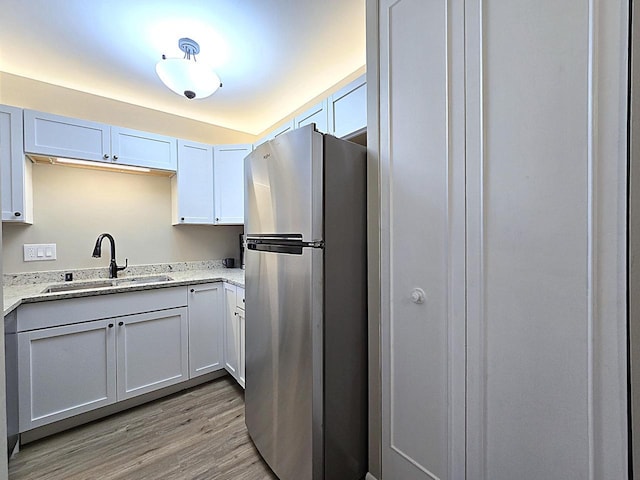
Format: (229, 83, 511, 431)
(42, 275, 173, 293)
(113, 275, 174, 286)
(43, 280, 115, 293)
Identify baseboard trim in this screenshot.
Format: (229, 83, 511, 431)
(366, 473, 380, 480)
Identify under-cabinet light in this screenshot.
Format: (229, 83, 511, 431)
(54, 158, 151, 173)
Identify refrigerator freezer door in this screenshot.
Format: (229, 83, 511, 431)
(245, 124, 323, 242)
(245, 245, 324, 480)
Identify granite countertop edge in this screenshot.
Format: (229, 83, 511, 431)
(3, 268, 245, 317)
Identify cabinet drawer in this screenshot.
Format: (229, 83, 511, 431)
(18, 286, 188, 332)
(236, 287, 245, 310)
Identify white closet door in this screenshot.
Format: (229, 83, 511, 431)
(464, 1, 629, 479)
(378, 0, 466, 479)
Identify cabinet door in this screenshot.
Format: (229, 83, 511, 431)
(237, 307, 245, 389)
(328, 75, 367, 139)
(236, 286, 245, 309)
(213, 144, 252, 224)
(110, 126, 177, 171)
(254, 120, 296, 148)
(0, 105, 32, 223)
(223, 283, 239, 379)
(18, 319, 117, 431)
(173, 140, 214, 224)
(23, 109, 110, 162)
(116, 307, 188, 400)
(295, 101, 328, 133)
(188, 283, 224, 378)
(377, 1, 466, 479)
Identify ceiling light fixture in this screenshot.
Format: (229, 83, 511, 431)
(155, 38, 222, 100)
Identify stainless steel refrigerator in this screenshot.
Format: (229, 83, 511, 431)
(244, 124, 367, 480)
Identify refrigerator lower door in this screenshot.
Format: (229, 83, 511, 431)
(245, 246, 324, 480)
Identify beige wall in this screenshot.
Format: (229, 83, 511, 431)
(3, 163, 243, 274)
(0, 73, 251, 274)
(0, 72, 255, 144)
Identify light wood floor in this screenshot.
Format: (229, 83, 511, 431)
(9, 376, 279, 480)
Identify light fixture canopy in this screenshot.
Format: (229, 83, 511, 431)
(156, 38, 221, 100)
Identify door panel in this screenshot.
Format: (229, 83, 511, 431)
(110, 126, 177, 171)
(188, 283, 223, 377)
(214, 144, 251, 224)
(223, 283, 239, 377)
(18, 319, 116, 431)
(245, 247, 321, 480)
(245, 125, 323, 242)
(116, 308, 188, 400)
(23, 109, 109, 162)
(379, 0, 466, 479)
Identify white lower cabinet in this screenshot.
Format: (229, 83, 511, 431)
(18, 318, 117, 431)
(18, 307, 188, 431)
(17, 283, 241, 433)
(223, 283, 245, 388)
(237, 305, 245, 388)
(188, 283, 224, 378)
(116, 308, 188, 401)
(17, 288, 189, 432)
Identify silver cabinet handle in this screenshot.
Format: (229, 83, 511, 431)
(103, 154, 110, 159)
(113, 155, 119, 160)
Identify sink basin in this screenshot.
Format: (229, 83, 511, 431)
(42, 275, 173, 293)
(43, 280, 115, 293)
(113, 275, 173, 286)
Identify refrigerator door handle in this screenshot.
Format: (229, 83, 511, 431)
(247, 239, 324, 255)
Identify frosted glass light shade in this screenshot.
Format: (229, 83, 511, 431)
(155, 58, 221, 99)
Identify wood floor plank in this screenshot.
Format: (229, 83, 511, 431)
(8, 377, 278, 480)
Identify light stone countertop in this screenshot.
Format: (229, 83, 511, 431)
(3, 266, 245, 316)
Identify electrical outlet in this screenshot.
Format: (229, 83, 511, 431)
(24, 244, 57, 262)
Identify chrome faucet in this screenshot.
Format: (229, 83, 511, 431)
(92, 233, 128, 278)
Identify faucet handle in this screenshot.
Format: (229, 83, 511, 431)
(117, 258, 128, 272)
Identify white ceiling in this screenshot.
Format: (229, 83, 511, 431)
(0, 0, 366, 135)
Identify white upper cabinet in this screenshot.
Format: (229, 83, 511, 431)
(110, 126, 177, 171)
(172, 140, 214, 225)
(24, 110, 110, 162)
(295, 100, 329, 133)
(0, 105, 32, 223)
(213, 144, 252, 225)
(328, 75, 366, 139)
(255, 75, 366, 149)
(255, 120, 295, 148)
(23, 110, 177, 171)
